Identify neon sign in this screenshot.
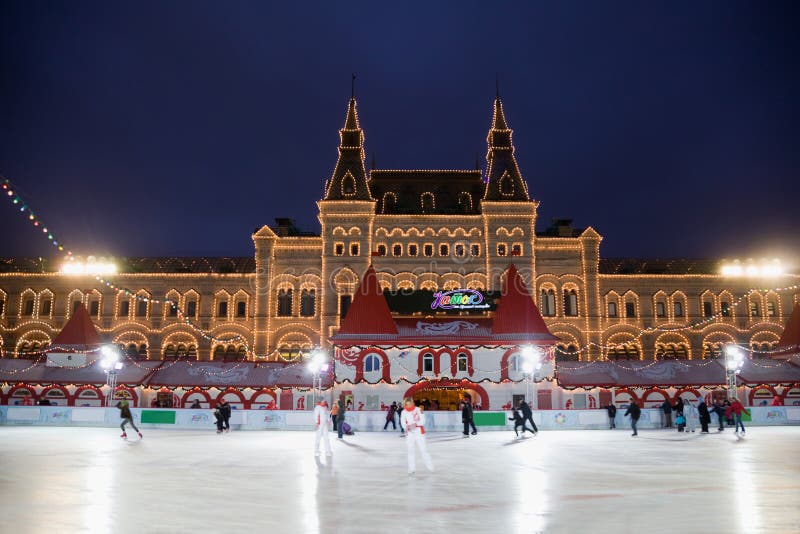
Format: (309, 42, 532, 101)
(431, 289, 489, 310)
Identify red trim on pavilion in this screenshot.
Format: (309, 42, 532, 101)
(51, 303, 102, 347)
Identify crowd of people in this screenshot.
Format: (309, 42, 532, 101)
(615, 396, 751, 438)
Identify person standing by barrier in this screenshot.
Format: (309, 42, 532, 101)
(713, 399, 726, 431)
(604, 404, 617, 429)
(625, 401, 641, 437)
(684, 398, 697, 433)
(313, 400, 332, 456)
(336, 395, 347, 440)
(698, 399, 711, 433)
(661, 399, 672, 428)
(217, 400, 231, 433)
(461, 394, 477, 437)
(400, 397, 433, 475)
(330, 401, 339, 431)
(116, 400, 142, 440)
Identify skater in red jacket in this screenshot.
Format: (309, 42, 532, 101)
(726, 398, 750, 434)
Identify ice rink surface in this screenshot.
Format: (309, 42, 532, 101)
(1, 426, 799, 534)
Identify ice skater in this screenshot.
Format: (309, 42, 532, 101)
(461, 394, 477, 436)
(313, 399, 332, 456)
(683, 398, 697, 433)
(624, 401, 640, 437)
(660, 399, 672, 428)
(384, 401, 397, 431)
(116, 400, 142, 440)
(509, 408, 535, 437)
(400, 397, 433, 475)
(518, 399, 538, 434)
(727, 397, 750, 435)
(336, 395, 347, 439)
(604, 403, 617, 429)
(216, 400, 231, 433)
(697, 399, 711, 433)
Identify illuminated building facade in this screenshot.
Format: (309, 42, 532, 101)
(1, 94, 798, 377)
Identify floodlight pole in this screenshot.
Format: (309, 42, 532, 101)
(106, 368, 118, 405)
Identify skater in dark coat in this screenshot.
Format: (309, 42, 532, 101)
(116, 400, 142, 439)
(462, 394, 477, 436)
(624, 401, 641, 436)
(336, 396, 347, 439)
(604, 404, 617, 429)
(519, 400, 538, 434)
(661, 400, 673, 428)
(713, 399, 726, 431)
(509, 408, 535, 437)
(216, 400, 231, 433)
(697, 400, 711, 433)
(384, 402, 397, 430)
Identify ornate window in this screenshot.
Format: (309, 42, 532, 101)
(454, 244, 466, 257)
(423, 244, 434, 257)
(439, 243, 449, 256)
(767, 302, 777, 317)
(393, 244, 402, 257)
(674, 301, 684, 317)
(511, 243, 522, 256)
(350, 243, 360, 256)
(376, 244, 387, 256)
(277, 289, 293, 317)
(408, 244, 418, 257)
(300, 289, 316, 317)
(497, 243, 507, 257)
(656, 302, 666, 318)
(540, 289, 556, 317)
(236, 301, 247, 318)
(750, 301, 760, 317)
(421, 193, 435, 214)
(40, 298, 52, 316)
(217, 300, 228, 318)
(564, 289, 579, 317)
(470, 244, 480, 256)
(608, 302, 617, 317)
(457, 353, 468, 372)
(625, 302, 636, 318)
(364, 354, 381, 372)
(334, 242, 344, 256)
(423, 353, 434, 372)
(342, 174, 356, 196)
(339, 294, 352, 319)
(23, 298, 34, 316)
(119, 299, 130, 317)
(499, 173, 514, 196)
(186, 300, 197, 318)
(136, 299, 148, 317)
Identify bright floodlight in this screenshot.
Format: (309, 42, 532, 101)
(308, 350, 327, 373)
(521, 360, 535, 374)
(60, 256, 117, 275)
(520, 345, 541, 374)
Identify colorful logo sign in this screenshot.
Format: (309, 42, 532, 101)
(431, 289, 489, 310)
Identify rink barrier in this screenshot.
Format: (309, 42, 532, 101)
(2, 406, 799, 431)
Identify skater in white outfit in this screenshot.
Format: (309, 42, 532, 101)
(313, 400, 332, 456)
(683, 397, 697, 433)
(399, 398, 433, 475)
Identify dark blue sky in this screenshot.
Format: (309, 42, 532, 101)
(1, 1, 798, 262)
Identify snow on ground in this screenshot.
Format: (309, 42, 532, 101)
(0, 426, 798, 534)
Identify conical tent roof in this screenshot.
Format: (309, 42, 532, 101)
(338, 265, 398, 335)
(52, 303, 102, 346)
(492, 263, 554, 337)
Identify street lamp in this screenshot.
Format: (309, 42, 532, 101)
(521, 345, 543, 409)
(723, 344, 745, 400)
(100, 345, 124, 405)
(307, 349, 329, 405)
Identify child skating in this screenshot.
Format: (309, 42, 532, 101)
(400, 398, 433, 475)
(116, 400, 142, 440)
(313, 399, 332, 456)
(509, 408, 535, 437)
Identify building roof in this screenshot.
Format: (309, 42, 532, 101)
(337, 265, 398, 336)
(369, 170, 484, 215)
(492, 264, 554, 337)
(0, 257, 255, 274)
(0, 359, 161, 386)
(144, 361, 330, 388)
(778, 303, 800, 349)
(599, 258, 721, 275)
(556, 360, 727, 388)
(51, 304, 102, 346)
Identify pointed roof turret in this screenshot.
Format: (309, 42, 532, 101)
(492, 264, 556, 338)
(338, 265, 397, 335)
(52, 303, 102, 346)
(483, 97, 531, 202)
(324, 97, 372, 201)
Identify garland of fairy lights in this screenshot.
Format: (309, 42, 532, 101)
(2, 173, 799, 366)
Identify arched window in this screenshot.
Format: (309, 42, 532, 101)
(767, 301, 777, 317)
(423, 353, 434, 373)
(608, 302, 617, 317)
(277, 289, 293, 316)
(458, 192, 473, 213)
(376, 244, 387, 256)
(382, 193, 396, 214)
(421, 193, 435, 214)
(176, 344, 188, 357)
(186, 345, 197, 359)
(225, 345, 236, 359)
(217, 300, 228, 318)
(186, 300, 197, 318)
(213, 346, 224, 360)
(22, 297, 34, 316)
(564, 289, 578, 317)
(236, 301, 247, 318)
(656, 302, 666, 318)
(164, 344, 177, 358)
(509, 354, 520, 372)
(673, 301, 684, 317)
(342, 174, 356, 195)
(136, 299, 148, 317)
(139, 344, 148, 359)
(300, 289, 316, 317)
(499, 173, 514, 196)
(393, 244, 402, 257)
(237, 346, 247, 359)
(750, 301, 760, 317)
(457, 353, 468, 372)
(541, 289, 556, 317)
(364, 354, 381, 372)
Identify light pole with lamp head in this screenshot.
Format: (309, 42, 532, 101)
(723, 344, 745, 400)
(307, 349, 329, 406)
(100, 345, 124, 405)
(521, 345, 543, 409)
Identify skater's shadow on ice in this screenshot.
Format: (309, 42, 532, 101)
(339, 441, 374, 453)
(314, 456, 334, 470)
(427, 434, 468, 443)
(501, 437, 532, 447)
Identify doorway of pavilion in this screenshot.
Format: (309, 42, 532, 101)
(404, 379, 489, 411)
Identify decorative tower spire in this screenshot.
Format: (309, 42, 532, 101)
(324, 96, 372, 200)
(483, 96, 530, 201)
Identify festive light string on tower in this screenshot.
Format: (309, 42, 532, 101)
(1, 177, 72, 256)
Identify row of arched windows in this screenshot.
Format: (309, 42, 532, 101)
(540, 288, 579, 317)
(276, 288, 316, 317)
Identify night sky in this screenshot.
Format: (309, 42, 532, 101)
(1, 1, 798, 264)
